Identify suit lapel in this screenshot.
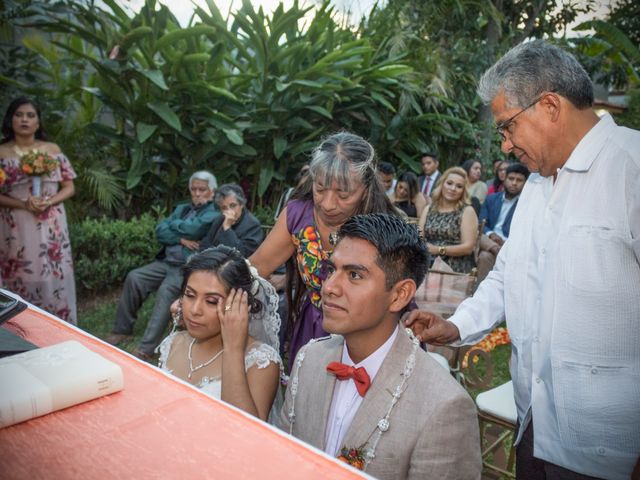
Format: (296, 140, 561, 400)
(308, 337, 343, 449)
(341, 328, 412, 450)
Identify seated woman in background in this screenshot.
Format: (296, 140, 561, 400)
(158, 246, 281, 421)
(390, 171, 427, 219)
(487, 160, 510, 194)
(418, 166, 478, 274)
(462, 158, 488, 205)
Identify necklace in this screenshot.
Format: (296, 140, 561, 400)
(12, 143, 37, 157)
(187, 338, 224, 379)
(287, 328, 419, 470)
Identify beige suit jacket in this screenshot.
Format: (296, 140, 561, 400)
(278, 327, 482, 479)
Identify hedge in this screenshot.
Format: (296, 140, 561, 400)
(70, 214, 159, 294)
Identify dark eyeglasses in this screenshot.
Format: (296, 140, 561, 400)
(495, 92, 553, 140)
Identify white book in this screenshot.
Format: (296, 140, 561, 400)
(0, 340, 124, 428)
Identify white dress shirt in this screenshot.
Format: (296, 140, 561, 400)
(324, 326, 399, 456)
(385, 178, 397, 198)
(421, 171, 440, 197)
(486, 195, 517, 240)
(449, 114, 640, 479)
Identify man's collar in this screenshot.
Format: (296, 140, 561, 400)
(563, 113, 615, 173)
(191, 200, 212, 210)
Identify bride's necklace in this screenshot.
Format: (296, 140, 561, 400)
(187, 338, 224, 379)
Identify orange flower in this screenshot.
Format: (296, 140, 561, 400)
(303, 226, 317, 241)
(307, 241, 319, 257)
(23, 165, 33, 174)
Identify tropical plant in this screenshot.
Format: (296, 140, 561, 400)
(5, 0, 428, 214)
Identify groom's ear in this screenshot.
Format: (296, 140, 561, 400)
(388, 279, 416, 313)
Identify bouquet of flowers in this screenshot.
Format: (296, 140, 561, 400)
(19, 150, 58, 196)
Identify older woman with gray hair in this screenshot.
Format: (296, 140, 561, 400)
(199, 183, 263, 258)
(249, 131, 399, 367)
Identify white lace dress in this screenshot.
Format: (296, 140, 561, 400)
(157, 331, 281, 399)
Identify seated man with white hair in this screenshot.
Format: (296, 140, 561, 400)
(106, 171, 219, 360)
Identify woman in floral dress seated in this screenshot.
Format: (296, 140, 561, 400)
(0, 97, 77, 323)
(158, 246, 281, 421)
(418, 166, 478, 274)
(249, 132, 398, 369)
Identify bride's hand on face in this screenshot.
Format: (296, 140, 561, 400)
(218, 288, 249, 353)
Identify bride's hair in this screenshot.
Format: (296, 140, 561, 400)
(180, 246, 263, 314)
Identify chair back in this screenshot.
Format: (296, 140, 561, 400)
(474, 219, 486, 263)
(414, 268, 477, 318)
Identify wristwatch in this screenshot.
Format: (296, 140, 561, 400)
(438, 246, 447, 256)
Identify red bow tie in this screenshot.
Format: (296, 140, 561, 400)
(326, 362, 371, 397)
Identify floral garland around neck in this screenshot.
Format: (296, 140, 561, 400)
(287, 328, 420, 471)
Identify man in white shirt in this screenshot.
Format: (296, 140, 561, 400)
(476, 162, 529, 281)
(417, 152, 440, 198)
(279, 214, 480, 479)
(406, 40, 640, 479)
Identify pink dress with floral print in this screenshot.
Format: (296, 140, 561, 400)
(0, 154, 77, 323)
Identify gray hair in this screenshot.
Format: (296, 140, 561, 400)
(189, 170, 218, 191)
(214, 183, 246, 206)
(477, 40, 593, 109)
(309, 131, 375, 192)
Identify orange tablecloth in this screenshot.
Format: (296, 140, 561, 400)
(0, 307, 364, 479)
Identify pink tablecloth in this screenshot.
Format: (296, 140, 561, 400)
(0, 307, 364, 479)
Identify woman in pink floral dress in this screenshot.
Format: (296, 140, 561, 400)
(0, 97, 77, 323)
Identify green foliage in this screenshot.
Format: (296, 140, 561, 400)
(6, 0, 431, 214)
(573, 19, 640, 90)
(70, 213, 159, 293)
(4, 0, 636, 213)
(615, 88, 640, 130)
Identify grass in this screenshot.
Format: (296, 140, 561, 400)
(77, 289, 168, 360)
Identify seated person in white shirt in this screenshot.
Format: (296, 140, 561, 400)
(277, 213, 481, 480)
(476, 163, 529, 282)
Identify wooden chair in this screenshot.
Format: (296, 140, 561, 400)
(474, 219, 487, 265)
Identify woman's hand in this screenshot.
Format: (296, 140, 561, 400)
(426, 243, 439, 256)
(25, 196, 48, 215)
(222, 208, 239, 230)
(218, 288, 250, 354)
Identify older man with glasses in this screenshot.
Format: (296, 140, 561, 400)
(406, 40, 640, 480)
(106, 171, 219, 360)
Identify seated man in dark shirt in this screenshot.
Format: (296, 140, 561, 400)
(106, 171, 218, 359)
(199, 183, 263, 258)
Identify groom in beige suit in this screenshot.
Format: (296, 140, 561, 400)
(278, 214, 481, 479)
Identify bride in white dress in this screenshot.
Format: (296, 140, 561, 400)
(157, 246, 281, 421)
